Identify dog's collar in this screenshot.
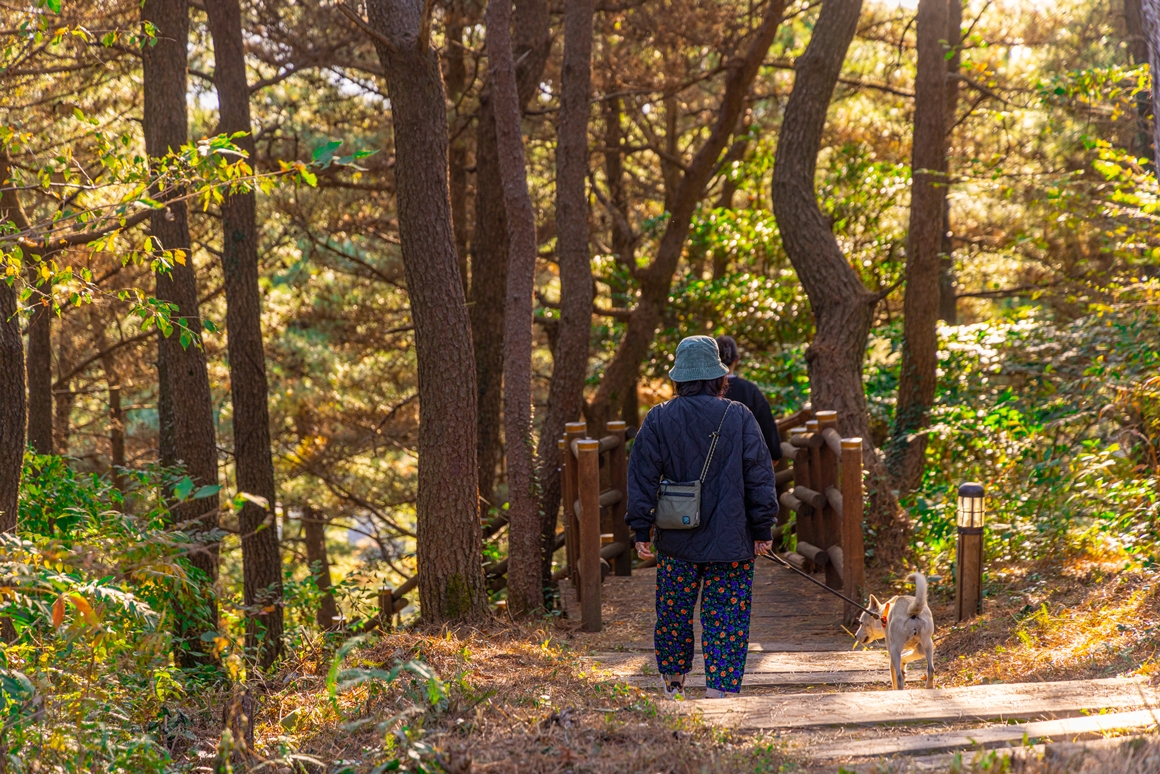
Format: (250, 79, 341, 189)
(880, 601, 891, 627)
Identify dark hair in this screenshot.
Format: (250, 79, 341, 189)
(716, 335, 739, 367)
(675, 376, 727, 398)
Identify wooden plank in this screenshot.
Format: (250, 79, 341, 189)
(587, 650, 888, 675)
(616, 670, 887, 688)
(810, 709, 1160, 760)
(679, 678, 1157, 729)
(604, 640, 856, 653)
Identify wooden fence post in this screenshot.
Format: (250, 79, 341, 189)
(564, 421, 587, 592)
(576, 439, 602, 632)
(840, 437, 865, 624)
(607, 420, 631, 576)
(815, 410, 841, 590)
(789, 427, 815, 572)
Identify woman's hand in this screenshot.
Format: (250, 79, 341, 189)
(636, 541, 654, 559)
(754, 540, 773, 557)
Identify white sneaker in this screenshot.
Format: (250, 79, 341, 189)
(662, 676, 685, 700)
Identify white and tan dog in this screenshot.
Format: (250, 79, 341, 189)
(854, 572, 936, 690)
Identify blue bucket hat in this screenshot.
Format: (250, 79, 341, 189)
(668, 335, 730, 383)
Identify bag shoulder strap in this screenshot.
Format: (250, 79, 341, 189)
(698, 402, 732, 484)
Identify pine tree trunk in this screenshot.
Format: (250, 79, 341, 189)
(1141, 0, 1160, 168)
(142, 0, 223, 666)
(101, 344, 126, 494)
(25, 300, 52, 454)
(586, 2, 788, 433)
(53, 336, 74, 456)
(302, 507, 339, 630)
(938, 0, 961, 323)
(205, 0, 283, 667)
(536, 0, 595, 592)
(770, 0, 905, 560)
(365, 0, 489, 624)
(889, 0, 950, 497)
(469, 0, 550, 509)
(445, 3, 470, 296)
(0, 151, 28, 534)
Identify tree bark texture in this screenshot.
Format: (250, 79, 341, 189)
(445, 1, 470, 295)
(586, 1, 788, 433)
(205, 0, 284, 667)
(101, 342, 126, 493)
(1141, 0, 1160, 169)
(889, 0, 950, 497)
(302, 507, 340, 630)
(1126, 0, 1154, 158)
(536, 0, 595, 593)
(486, 0, 542, 617)
(469, 0, 550, 510)
(142, 0, 223, 665)
(365, 0, 489, 623)
(25, 299, 52, 454)
(938, 0, 961, 324)
(770, 0, 904, 559)
(0, 151, 28, 533)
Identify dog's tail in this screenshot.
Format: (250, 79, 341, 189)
(906, 572, 928, 617)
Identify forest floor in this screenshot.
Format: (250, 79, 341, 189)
(172, 556, 1160, 773)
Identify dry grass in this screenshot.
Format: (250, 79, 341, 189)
(922, 557, 1160, 687)
(868, 735, 1160, 773)
(179, 620, 791, 773)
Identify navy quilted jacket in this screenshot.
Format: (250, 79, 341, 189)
(626, 395, 779, 563)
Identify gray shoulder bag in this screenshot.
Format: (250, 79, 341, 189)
(654, 403, 732, 530)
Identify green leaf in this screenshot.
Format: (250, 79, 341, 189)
(192, 484, 221, 500)
(311, 139, 343, 168)
(173, 476, 194, 501)
(43, 0, 62, 13)
(179, 330, 192, 350)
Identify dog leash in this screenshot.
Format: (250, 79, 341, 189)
(758, 550, 879, 619)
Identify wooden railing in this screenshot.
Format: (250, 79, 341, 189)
(557, 405, 868, 631)
(558, 419, 631, 632)
(773, 406, 866, 624)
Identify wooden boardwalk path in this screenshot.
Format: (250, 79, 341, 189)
(561, 558, 1160, 771)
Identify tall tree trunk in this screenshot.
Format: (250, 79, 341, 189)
(938, 0, 961, 323)
(101, 342, 126, 494)
(770, 0, 904, 559)
(445, 1, 470, 296)
(0, 151, 28, 534)
(364, 0, 488, 623)
(1126, 0, 1154, 159)
(888, 0, 950, 497)
(469, 0, 550, 509)
(486, 0, 542, 617)
(25, 298, 52, 454)
(53, 335, 74, 456)
(205, 0, 283, 668)
(535, 0, 595, 597)
(142, 0, 223, 666)
(302, 507, 339, 630)
(586, 2, 789, 433)
(1140, 0, 1160, 168)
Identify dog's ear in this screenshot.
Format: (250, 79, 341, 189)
(868, 594, 882, 611)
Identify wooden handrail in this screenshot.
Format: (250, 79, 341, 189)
(597, 434, 623, 453)
(790, 432, 824, 449)
(827, 545, 844, 582)
(573, 487, 623, 517)
(599, 541, 627, 560)
(779, 490, 812, 516)
(795, 541, 830, 567)
(825, 486, 843, 514)
(775, 468, 795, 486)
(793, 485, 826, 510)
(779, 441, 797, 459)
(821, 426, 843, 457)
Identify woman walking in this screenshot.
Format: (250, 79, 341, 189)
(627, 335, 779, 699)
(716, 335, 783, 461)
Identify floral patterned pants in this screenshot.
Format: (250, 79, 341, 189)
(654, 552, 754, 693)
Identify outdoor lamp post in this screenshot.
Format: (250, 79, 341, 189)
(955, 482, 986, 622)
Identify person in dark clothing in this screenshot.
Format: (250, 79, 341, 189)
(626, 335, 779, 700)
(716, 335, 782, 461)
